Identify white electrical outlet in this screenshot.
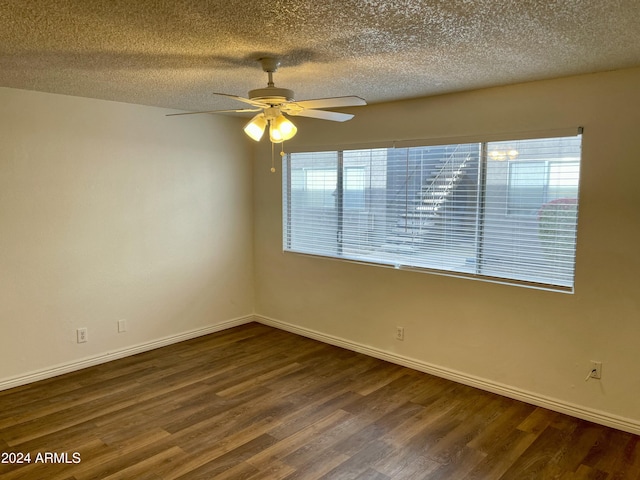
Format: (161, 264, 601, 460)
(77, 328, 88, 343)
(590, 361, 602, 379)
(396, 326, 405, 341)
(117, 319, 127, 333)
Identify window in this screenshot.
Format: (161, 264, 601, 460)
(507, 160, 580, 215)
(344, 166, 366, 210)
(283, 134, 581, 292)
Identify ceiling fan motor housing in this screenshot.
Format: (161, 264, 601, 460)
(249, 86, 295, 104)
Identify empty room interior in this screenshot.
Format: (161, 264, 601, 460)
(1, 1, 640, 478)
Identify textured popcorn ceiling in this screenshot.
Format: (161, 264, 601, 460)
(1, 0, 639, 112)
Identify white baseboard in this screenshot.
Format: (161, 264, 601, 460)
(0, 315, 254, 392)
(254, 314, 640, 436)
(5, 313, 638, 436)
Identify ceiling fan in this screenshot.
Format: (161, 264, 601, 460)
(167, 56, 367, 143)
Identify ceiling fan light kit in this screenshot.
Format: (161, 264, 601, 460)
(269, 114, 297, 143)
(243, 113, 268, 141)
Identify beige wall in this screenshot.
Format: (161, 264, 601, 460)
(0, 88, 254, 383)
(253, 67, 640, 429)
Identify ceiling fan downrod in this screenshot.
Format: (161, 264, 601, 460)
(258, 57, 280, 87)
(249, 57, 294, 103)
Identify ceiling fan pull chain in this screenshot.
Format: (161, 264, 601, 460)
(268, 141, 286, 173)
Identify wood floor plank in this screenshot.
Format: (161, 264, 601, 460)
(499, 425, 577, 479)
(245, 460, 296, 480)
(98, 446, 187, 480)
(381, 395, 461, 449)
(517, 406, 560, 435)
(389, 454, 442, 479)
(610, 435, 640, 480)
(1, 323, 638, 479)
(466, 400, 536, 452)
(202, 460, 259, 480)
(246, 409, 352, 470)
(426, 445, 488, 480)
(46, 436, 174, 480)
(280, 448, 351, 480)
(333, 401, 425, 458)
(463, 428, 538, 480)
(215, 362, 305, 398)
(319, 439, 394, 479)
(171, 434, 279, 480)
(267, 390, 364, 442)
(354, 467, 391, 479)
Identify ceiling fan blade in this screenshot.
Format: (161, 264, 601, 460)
(166, 108, 261, 117)
(288, 109, 355, 122)
(212, 92, 268, 108)
(286, 96, 367, 110)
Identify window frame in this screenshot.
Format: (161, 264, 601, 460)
(282, 132, 582, 293)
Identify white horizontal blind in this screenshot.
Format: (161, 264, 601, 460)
(283, 134, 581, 291)
(481, 137, 580, 288)
(284, 151, 339, 256)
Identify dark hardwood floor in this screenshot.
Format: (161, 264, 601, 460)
(1, 323, 639, 479)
